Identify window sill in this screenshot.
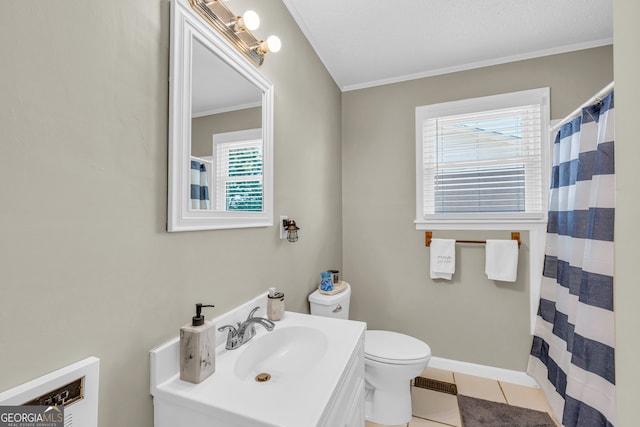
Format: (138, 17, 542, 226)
(415, 218, 546, 231)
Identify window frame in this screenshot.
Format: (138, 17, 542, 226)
(415, 88, 550, 230)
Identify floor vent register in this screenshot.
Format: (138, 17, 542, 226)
(414, 376, 458, 395)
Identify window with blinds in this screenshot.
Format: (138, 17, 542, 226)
(214, 130, 263, 212)
(415, 88, 549, 225)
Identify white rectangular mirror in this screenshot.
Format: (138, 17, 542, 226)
(168, 0, 274, 231)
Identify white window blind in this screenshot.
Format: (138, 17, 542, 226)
(213, 129, 263, 212)
(416, 88, 549, 226)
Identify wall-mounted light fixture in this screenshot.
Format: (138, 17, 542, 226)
(230, 10, 260, 33)
(282, 219, 300, 243)
(255, 35, 282, 55)
(188, 0, 281, 66)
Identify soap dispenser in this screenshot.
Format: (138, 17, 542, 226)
(180, 303, 216, 384)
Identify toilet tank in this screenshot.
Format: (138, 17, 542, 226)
(308, 283, 351, 319)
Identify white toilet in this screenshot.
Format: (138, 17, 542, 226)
(308, 283, 431, 425)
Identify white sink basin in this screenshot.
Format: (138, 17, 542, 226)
(234, 326, 328, 382)
(151, 294, 366, 427)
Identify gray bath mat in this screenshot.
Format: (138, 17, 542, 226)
(457, 394, 556, 427)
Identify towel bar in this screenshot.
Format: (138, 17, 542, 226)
(425, 231, 520, 248)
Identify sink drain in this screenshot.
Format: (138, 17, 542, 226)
(255, 373, 271, 382)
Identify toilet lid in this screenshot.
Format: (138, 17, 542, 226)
(365, 330, 431, 364)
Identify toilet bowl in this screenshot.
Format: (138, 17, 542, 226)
(364, 330, 431, 425)
(308, 283, 431, 425)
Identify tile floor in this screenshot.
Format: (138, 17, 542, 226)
(365, 367, 561, 427)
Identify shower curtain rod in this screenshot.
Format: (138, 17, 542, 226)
(550, 81, 614, 133)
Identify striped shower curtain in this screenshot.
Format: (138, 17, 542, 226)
(190, 160, 211, 210)
(528, 91, 615, 427)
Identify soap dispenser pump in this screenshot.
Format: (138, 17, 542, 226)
(180, 303, 216, 384)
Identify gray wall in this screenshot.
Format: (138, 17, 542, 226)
(613, 0, 640, 424)
(0, 1, 341, 426)
(342, 46, 613, 371)
(191, 107, 262, 157)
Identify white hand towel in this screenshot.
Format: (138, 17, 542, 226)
(485, 239, 519, 282)
(430, 238, 456, 280)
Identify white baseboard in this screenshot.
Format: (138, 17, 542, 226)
(428, 356, 539, 388)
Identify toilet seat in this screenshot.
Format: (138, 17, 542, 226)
(365, 330, 431, 365)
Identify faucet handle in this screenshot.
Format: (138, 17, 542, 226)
(217, 324, 237, 336)
(246, 306, 260, 319)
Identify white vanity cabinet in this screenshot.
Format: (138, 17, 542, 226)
(319, 336, 365, 427)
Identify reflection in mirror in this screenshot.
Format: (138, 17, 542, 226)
(190, 38, 263, 212)
(168, 0, 273, 231)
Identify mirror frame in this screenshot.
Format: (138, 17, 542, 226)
(168, 0, 274, 232)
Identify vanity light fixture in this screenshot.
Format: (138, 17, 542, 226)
(282, 219, 300, 243)
(189, 0, 281, 66)
(230, 10, 260, 33)
(255, 35, 282, 55)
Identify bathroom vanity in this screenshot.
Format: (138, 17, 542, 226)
(150, 293, 366, 427)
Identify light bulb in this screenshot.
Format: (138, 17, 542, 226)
(266, 35, 281, 53)
(242, 10, 260, 31)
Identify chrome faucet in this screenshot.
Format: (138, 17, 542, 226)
(217, 306, 275, 350)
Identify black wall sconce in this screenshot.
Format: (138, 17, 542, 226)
(282, 219, 300, 243)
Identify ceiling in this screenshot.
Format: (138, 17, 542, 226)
(192, 38, 261, 117)
(281, 0, 613, 91)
